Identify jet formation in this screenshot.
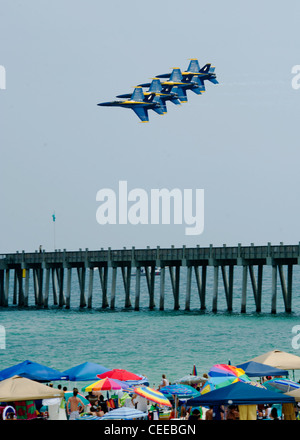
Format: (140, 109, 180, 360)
(97, 59, 218, 122)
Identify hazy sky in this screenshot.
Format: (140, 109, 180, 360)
(1, 0, 300, 253)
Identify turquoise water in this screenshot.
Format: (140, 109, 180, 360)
(1, 265, 300, 389)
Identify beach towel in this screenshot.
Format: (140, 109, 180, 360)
(15, 400, 37, 420)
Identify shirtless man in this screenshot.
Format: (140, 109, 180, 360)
(67, 388, 83, 420)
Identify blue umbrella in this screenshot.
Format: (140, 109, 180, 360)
(159, 384, 200, 399)
(0, 360, 68, 382)
(99, 407, 148, 420)
(62, 362, 109, 382)
(159, 384, 201, 418)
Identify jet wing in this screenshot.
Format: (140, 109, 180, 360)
(132, 107, 149, 122)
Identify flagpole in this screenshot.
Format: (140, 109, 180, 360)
(52, 212, 56, 250)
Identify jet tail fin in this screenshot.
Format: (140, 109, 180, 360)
(169, 68, 183, 82)
(199, 63, 212, 74)
(186, 59, 201, 73)
(148, 79, 162, 93)
(131, 87, 145, 101)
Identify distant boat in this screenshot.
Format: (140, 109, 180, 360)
(131, 267, 161, 276)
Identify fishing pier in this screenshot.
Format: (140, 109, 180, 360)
(0, 243, 299, 314)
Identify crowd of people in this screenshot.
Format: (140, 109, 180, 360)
(1, 372, 300, 420)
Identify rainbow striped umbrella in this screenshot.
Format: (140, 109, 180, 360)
(200, 376, 241, 395)
(133, 386, 172, 407)
(208, 364, 250, 382)
(82, 377, 132, 393)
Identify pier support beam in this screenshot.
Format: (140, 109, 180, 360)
(278, 264, 293, 313)
(34, 268, 44, 307)
(185, 265, 192, 311)
(271, 264, 277, 314)
(77, 267, 86, 308)
(159, 266, 166, 310)
(99, 266, 109, 309)
(212, 266, 219, 312)
(221, 266, 234, 312)
(121, 265, 132, 308)
(52, 268, 58, 305)
(4, 269, 9, 307)
(65, 268, 72, 309)
(145, 265, 156, 309)
(194, 265, 206, 310)
(169, 266, 180, 310)
(241, 265, 248, 313)
(57, 268, 65, 307)
(43, 268, 50, 308)
(111, 266, 117, 309)
(88, 267, 94, 308)
(134, 266, 141, 311)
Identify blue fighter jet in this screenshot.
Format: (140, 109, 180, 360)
(153, 67, 205, 102)
(157, 60, 218, 93)
(97, 86, 164, 122)
(117, 78, 181, 114)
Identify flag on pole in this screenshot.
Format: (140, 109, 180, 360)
(192, 364, 197, 376)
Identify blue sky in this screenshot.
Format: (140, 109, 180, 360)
(0, 1, 300, 252)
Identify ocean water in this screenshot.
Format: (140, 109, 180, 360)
(1, 265, 300, 389)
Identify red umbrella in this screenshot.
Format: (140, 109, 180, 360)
(97, 369, 142, 381)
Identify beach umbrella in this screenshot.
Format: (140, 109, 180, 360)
(160, 384, 200, 418)
(133, 386, 172, 407)
(97, 369, 142, 382)
(200, 376, 242, 395)
(200, 376, 265, 395)
(62, 362, 109, 381)
(125, 375, 149, 387)
(76, 414, 102, 420)
(82, 377, 131, 393)
(246, 349, 300, 371)
(264, 378, 300, 394)
(99, 407, 147, 420)
(208, 364, 250, 382)
(160, 384, 201, 399)
(64, 391, 90, 406)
